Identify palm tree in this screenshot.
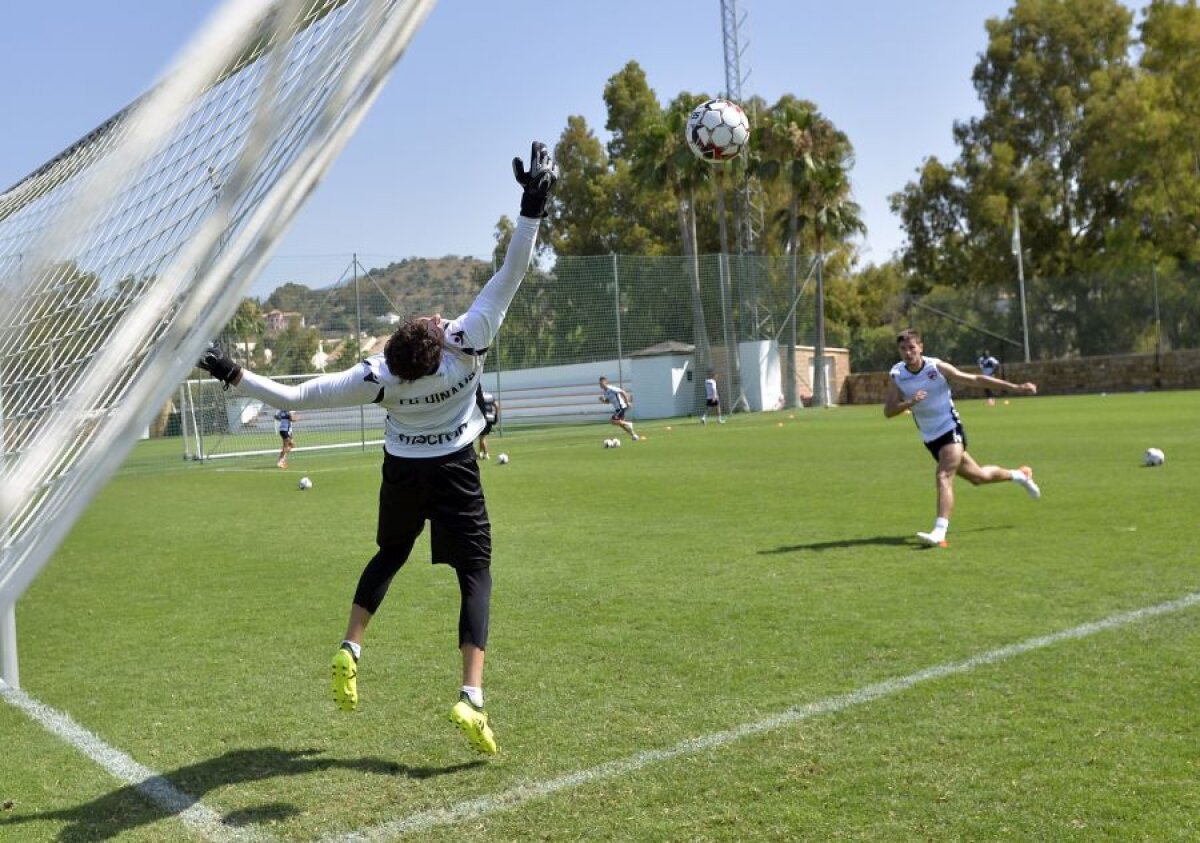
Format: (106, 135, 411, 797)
(753, 98, 819, 408)
(800, 162, 865, 407)
(757, 98, 863, 407)
(630, 95, 715, 412)
(225, 298, 266, 368)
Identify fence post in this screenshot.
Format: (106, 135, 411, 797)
(354, 254, 366, 451)
(720, 252, 749, 412)
(612, 253, 625, 386)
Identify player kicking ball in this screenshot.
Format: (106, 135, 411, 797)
(884, 329, 1040, 548)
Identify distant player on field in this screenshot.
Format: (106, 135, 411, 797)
(977, 350, 1001, 406)
(475, 386, 499, 460)
(884, 329, 1040, 548)
(274, 409, 295, 469)
(701, 369, 724, 424)
(598, 376, 638, 441)
(199, 142, 556, 755)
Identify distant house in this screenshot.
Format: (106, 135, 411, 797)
(265, 309, 305, 333)
(379, 312, 401, 326)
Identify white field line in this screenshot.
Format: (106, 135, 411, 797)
(0, 684, 271, 843)
(328, 590, 1200, 842)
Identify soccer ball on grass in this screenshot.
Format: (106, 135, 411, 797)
(685, 98, 750, 163)
(298, 476, 313, 490)
(497, 453, 509, 465)
(1143, 447, 1165, 467)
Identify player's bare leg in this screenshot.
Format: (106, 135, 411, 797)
(918, 443, 963, 546)
(612, 418, 638, 441)
(958, 452, 1040, 499)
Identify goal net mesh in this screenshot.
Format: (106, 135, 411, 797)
(0, 0, 435, 653)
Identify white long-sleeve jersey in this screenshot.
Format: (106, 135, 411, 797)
(236, 215, 540, 458)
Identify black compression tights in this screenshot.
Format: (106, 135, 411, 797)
(352, 545, 491, 650)
(456, 566, 492, 650)
(353, 541, 416, 614)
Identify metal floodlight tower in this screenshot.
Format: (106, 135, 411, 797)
(719, 0, 756, 255)
(719, 0, 759, 410)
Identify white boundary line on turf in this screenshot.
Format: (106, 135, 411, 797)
(327, 590, 1200, 842)
(0, 684, 271, 843)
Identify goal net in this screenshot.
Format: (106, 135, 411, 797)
(0, 0, 435, 687)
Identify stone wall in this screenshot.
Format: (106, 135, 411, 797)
(839, 349, 1200, 405)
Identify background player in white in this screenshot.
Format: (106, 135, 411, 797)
(274, 408, 295, 468)
(199, 142, 556, 755)
(474, 386, 499, 460)
(598, 376, 638, 441)
(701, 369, 724, 424)
(977, 349, 1001, 406)
(884, 329, 1040, 547)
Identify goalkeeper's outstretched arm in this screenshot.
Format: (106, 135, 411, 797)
(198, 346, 378, 409)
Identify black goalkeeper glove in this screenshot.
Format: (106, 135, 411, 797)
(198, 343, 242, 388)
(512, 141, 557, 219)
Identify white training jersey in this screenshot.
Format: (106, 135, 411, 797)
(978, 355, 999, 376)
(601, 385, 628, 411)
(889, 355, 960, 442)
(704, 378, 718, 401)
(236, 216, 540, 458)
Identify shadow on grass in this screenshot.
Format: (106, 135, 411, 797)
(760, 525, 1017, 555)
(760, 535, 915, 554)
(0, 746, 482, 841)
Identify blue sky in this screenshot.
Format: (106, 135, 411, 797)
(0, 0, 1017, 295)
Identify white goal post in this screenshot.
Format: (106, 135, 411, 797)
(0, 0, 436, 688)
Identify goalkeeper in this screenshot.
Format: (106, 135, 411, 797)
(200, 143, 556, 756)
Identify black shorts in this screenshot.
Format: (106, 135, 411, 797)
(611, 408, 627, 421)
(924, 423, 967, 460)
(705, 398, 720, 408)
(377, 446, 491, 571)
(279, 430, 292, 441)
(480, 421, 494, 437)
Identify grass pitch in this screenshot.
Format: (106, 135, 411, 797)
(2, 391, 1198, 841)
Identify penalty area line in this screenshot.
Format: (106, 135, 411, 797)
(330, 590, 1200, 842)
(0, 684, 271, 843)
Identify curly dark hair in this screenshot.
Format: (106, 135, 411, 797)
(384, 319, 444, 381)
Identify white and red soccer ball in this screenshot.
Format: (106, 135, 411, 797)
(685, 98, 750, 163)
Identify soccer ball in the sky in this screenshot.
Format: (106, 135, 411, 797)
(298, 476, 313, 490)
(1143, 447, 1165, 467)
(497, 453, 509, 465)
(685, 98, 750, 163)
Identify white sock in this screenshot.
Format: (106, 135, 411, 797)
(931, 517, 949, 539)
(1010, 469, 1028, 483)
(341, 640, 361, 660)
(461, 685, 484, 708)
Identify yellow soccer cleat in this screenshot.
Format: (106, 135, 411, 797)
(449, 695, 498, 755)
(331, 646, 358, 712)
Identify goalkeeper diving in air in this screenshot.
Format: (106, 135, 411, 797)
(199, 143, 557, 755)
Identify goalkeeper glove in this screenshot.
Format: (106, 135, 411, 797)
(512, 141, 557, 219)
(198, 343, 242, 388)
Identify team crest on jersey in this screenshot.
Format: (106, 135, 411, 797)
(927, 370, 938, 380)
(450, 329, 465, 345)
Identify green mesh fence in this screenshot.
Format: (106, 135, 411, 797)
(902, 262, 1200, 369)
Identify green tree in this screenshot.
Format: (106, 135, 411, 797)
(222, 298, 265, 368)
(891, 0, 1137, 357)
